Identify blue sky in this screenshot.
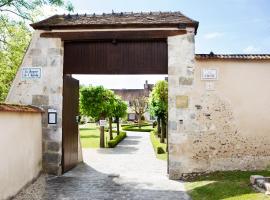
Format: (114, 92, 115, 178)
(66, 0, 270, 88)
(69, 0, 270, 54)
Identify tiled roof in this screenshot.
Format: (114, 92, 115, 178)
(196, 54, 270, 60)
(31, 11, 199, 32)
(0, 103, 43, 113)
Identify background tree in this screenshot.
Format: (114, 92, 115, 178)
(0, 18, 30, 101)
(0, 0, 73, 21)
(0, 0, 73, 102)
(113, 97, 127, 135)
(149, 80, 168, 143)
(80, 86, 116, 148)
(149, 94, 162, 136)
(131, 96, 148, 128)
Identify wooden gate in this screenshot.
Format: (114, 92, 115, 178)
(62, 75, 79, 173)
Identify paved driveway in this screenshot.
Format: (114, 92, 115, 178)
(15, 131, 190, 200)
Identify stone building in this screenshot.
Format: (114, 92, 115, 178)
(112, 80, 154, 121)
(5, 11, 270, 179)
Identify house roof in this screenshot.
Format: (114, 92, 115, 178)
(0, 103, 44, 113)
(112, 89, 151, 101)
(31, 11, 199, 33)
(196, 54, 270, 60)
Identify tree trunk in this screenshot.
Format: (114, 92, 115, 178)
(100, 117, 105, 148)
(116, 117, 120, 135)
(109, 117, 113, 140)
(160, 117, 166, 143)
(157, 116, 161, 137)
(138, 113, 142, 129)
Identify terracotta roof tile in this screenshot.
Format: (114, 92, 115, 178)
(31, 11, 199, 32)
(0, 103, 44, 113)
(196, 54, 270, 60)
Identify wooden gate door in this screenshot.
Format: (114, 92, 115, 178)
(62, 75, 79, 173)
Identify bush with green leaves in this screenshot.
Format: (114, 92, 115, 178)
(107, 131, 126, 148)
(156, 146, 165, 154)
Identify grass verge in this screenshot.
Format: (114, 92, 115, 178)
(149, 131, 167, 161)
(185, 170, 270, 200)
(122, 125, 154, 132)
(80, 123, 118, 148)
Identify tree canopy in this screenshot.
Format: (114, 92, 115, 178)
(0, 0, 73, 21)
(149, 80, 168, 120)
(80, 86, 116, 120)
(149, 80, 168, 143)
(0, 17, 31, 101)
(113, 96, 128, 119)
(0, 0, 73, 102)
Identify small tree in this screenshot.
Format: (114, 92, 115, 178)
(149, 80, 168, 143)
(131, 96, 148, 128)
(80, 86, 115, 148)
(113, 97, 127, 135)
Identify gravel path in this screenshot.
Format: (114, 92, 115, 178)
(14, 131, 190, 200)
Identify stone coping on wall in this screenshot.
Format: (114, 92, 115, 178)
(0, 103, 44, 113)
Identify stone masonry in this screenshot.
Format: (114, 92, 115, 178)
(168, 31, 196, 179)
(6, 30, 63, 175)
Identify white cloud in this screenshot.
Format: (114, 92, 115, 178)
(243, 45, 261, 53)
(204, 32, 224, 40)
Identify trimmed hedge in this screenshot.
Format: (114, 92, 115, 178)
(122, 127, 153, 132)
(107, 131, 127, 148)
(121, 123, 150, 128)
(156, 146, 165, 154)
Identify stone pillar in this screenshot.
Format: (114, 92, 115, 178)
(168, 32, 196, 179)
(6, 31, 64, 175)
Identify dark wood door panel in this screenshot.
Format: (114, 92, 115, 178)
(62, 75, 79, 173)
(64, 40, 168, 74)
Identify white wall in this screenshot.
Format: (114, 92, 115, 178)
(0, 111, 42, 200)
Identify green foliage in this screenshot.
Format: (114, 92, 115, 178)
(149, 80, 168, 119)
(107, 131, 126, 148)
(156, 146, 165, 154)
(121, 123, 150, 128)
(185, 170, 270, 200)
(122, 127, 153, 132)
(150, 131, 167, 160)
(0, 0, 73, 21)
(0, 17, 31, 101)
(111, 96, 127, 118)
(80, 86, 116, 120)
(0, 0, 73, 102)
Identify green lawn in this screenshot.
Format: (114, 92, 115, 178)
(185, 170, 270, 200)
(150, 131, 167, 161)
(122, 125, 154, 132)
(80, 123, 117, 148)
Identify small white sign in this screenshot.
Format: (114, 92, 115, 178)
(99, 120, 107, 127)
(21, 67, 42, 80)
(201, 68, 218, 80)
(48, 109, 57, 124)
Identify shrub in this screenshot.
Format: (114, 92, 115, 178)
(107, 131, 127, 148)
(156, 146, 165, 154)
(122, 127, 153, 132)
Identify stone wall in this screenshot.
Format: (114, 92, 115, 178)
(6, 30, 64, 175)
(168, 43, 270, 179)
(191, 59, 270, 172)
(167, 32, 196, 179)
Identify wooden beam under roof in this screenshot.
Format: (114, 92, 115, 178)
(40, 30, 187, 41)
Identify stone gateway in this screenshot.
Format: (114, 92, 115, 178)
(6, 11, 270, 179)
